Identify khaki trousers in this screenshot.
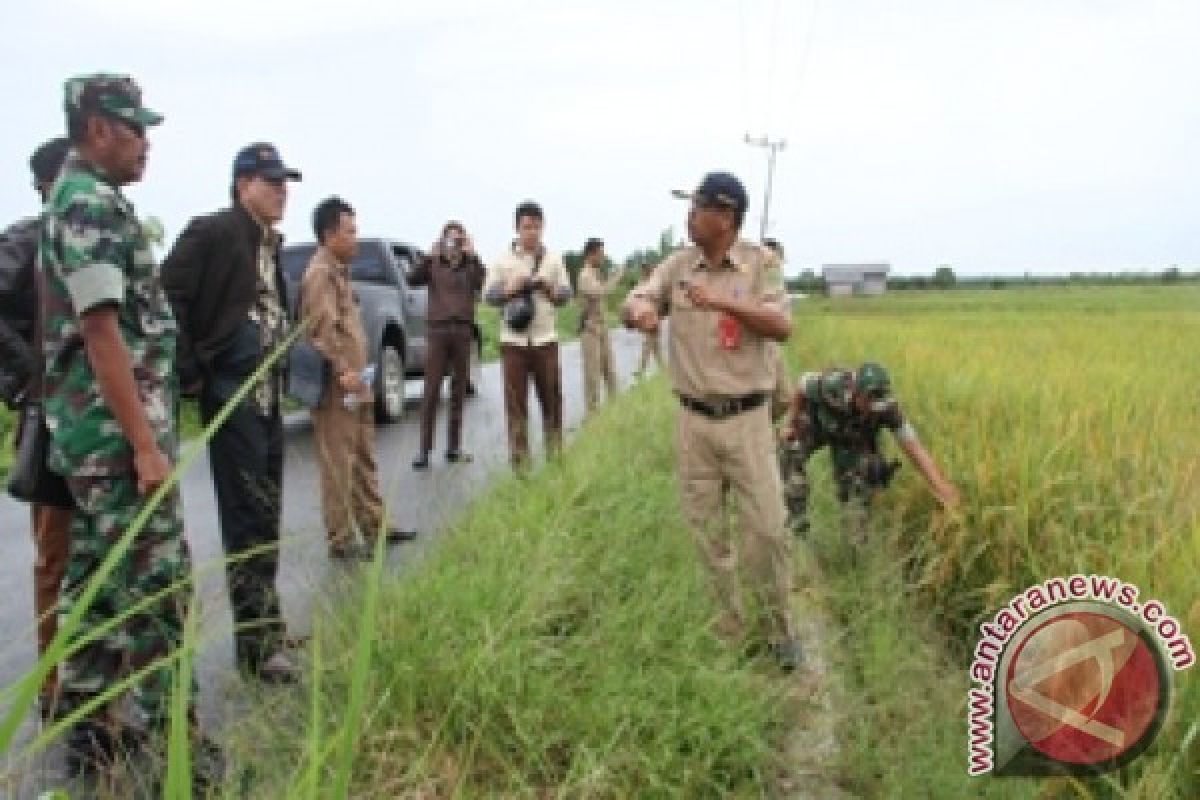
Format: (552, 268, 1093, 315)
(32, 502, 72, 696)
(311, 395, 385, 548)
(677, 403, 796, 644)
(637, 331, 663, 374)
(580, 325, 617, 413)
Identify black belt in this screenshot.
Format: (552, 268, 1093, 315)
(677, 392, 767, 420)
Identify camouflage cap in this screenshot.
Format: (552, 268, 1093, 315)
(856, 362, 894, 411)
(63, 73, 163, 128)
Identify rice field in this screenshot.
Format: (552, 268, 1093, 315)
(789, 284, 1198, 798)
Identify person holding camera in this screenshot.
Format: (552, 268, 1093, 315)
(778, 362, 960, 543)
(483, 201, 571, 469)
(409, 220, 485, 469)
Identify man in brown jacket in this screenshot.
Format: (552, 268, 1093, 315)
(300, 196, 415, 558)
(409, 220, 485, 469)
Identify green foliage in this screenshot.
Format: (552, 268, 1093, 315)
(225, 382, 788, 797)
(932, 265, 957, 288)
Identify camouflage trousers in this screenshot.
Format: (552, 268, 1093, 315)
(778, 439, 879, 546)
(56, 472, 193, 733)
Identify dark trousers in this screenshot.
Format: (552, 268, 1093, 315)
(201, 387, 285, 668)
(419, 321, 473, 454)
(501, 342, 562, 467)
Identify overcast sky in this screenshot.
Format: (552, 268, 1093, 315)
(3, 0, 1198, 276)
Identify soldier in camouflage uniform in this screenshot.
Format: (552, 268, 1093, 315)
(40, 73, 197, 775)
(779, 362, 960, 543)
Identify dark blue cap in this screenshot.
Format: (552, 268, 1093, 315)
(232, 142, 302, 181)
(672, 171, 748, 214)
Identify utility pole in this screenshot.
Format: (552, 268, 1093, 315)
(744, 134, 786, 241)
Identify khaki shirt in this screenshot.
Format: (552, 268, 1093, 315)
(300, 246, 368, 379)
(484, 246, 572, 347)
(629, 240, 788, 399)
(577, 264, 621, 333)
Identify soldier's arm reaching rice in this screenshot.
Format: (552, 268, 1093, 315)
(893, 427, 961, 509)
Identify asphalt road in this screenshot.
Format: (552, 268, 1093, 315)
(0, 329, 653, 797)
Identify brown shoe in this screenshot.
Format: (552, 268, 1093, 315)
(329, 541, 368, 560)
(249, 650, 302, 685)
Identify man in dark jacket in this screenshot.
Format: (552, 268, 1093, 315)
(408, 220, 485, 468)
(160, 143, 302, 684)
(0, 136, 73, 708)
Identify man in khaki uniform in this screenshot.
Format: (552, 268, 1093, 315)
(577, 237, 622, 414)
(634, 260, 664, 377)
(623, 171, 802, 671)
(762, 238, 792, 421)
(300, 196, 414, 558)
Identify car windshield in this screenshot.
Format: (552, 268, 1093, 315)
(280, 241, 389, 283)
(280, 244, 316, 281)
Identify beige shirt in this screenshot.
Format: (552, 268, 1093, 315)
(300, 246, 369, 381)
(629, 240, 789, 399)
(577, 264, 622, 333)
(484, 246, 572, 347)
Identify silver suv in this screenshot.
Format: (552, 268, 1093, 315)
(281, 238, 482, 422)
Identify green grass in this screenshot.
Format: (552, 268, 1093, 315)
(222, 380, 791, 797)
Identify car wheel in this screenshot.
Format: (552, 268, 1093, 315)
(375, 343, 405, 423)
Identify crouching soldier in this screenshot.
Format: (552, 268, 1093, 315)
(779, 362, 960, 542)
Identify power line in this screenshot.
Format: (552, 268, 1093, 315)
(764, 0, 784, 132)
(784, 0, 822, 133)
(744, 134, 786, 240)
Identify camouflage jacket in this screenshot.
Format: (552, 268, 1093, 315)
(40, 151, 178, 477)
